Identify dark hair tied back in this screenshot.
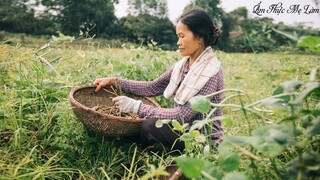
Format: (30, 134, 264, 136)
(211, 26, 220, 45)
(178, 8, 220, 47)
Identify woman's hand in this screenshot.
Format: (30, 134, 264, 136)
(93, 77, 117, 92)
(112, 96, 142, 113)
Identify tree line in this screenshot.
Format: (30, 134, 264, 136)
(0, 0, 319, 52)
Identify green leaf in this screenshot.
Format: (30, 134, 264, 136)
(306, 117, 320, 137)
(171, 120, 183, 132)
(218, 139, 233, 156)
(295, 82, 320, 103)
(219, 153, 240, 172)
(205, 166, 224, 180)
(300, 109, 320, 118)
(195, 134, 206, 143)
(301, 117, 313, 129)
(221, 117, 233, 128)
(189, 96, 211, 113)
(180, 133, 193, 142)
(272, 86, 284, 95)
(273, 107, 289, 115)
(155, 120, 163, 128)
(279, 115, 299, 123)
(252, 140, 284, 157)
(297, 36, 320, 53)
(222, 172, 248, 180)
(272, 86, 290, 102)
(189, 119, 208, 132)
(176, 157, 205, 179)
(225, 136, 257, 146)
(286, 151, 320, 177)
(155, 120, 171, 128)
(218, 136, 256, 156)
(190, 130, 200, 137)
(140, 164, 169, 180)
(254, 125, 294, 144)
(203, 145, 210, 156)
(221, 125, 294, 157)
(250, 125, 294, 156)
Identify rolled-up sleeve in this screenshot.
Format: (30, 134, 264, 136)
(117, 67, 172, 97)
(138, 102, 197, 123)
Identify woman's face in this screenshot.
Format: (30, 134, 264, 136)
(176, 21, 203, 58)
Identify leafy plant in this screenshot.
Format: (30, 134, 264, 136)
(272, 28, 320, 53)
(297, 36, 320, 53)
(174, 67, 320, 179)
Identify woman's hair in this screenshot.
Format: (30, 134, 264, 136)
(178, 8, 220, 47)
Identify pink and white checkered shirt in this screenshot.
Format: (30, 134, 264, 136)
(117, 59, 224, 141)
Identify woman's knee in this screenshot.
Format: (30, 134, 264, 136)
(141, 119, 157, 134)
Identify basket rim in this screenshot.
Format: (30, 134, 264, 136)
(68, 85, 160, 123)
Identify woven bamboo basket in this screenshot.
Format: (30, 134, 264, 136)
(68, 85, 160, 137)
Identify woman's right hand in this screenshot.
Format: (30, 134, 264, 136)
(93, 77, 117, 92)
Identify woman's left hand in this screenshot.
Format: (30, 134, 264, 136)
(93, 77, 117, 92)
(112, 96, 142, 113)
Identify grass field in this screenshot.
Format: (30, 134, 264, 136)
(0, 34, 319, 179)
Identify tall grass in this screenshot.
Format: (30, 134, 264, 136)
(0, 35, 319, 179)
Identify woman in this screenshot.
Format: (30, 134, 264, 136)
(93, 9, 224, 153)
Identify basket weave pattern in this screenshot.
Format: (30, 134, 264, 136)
(69, 85, 160, 136)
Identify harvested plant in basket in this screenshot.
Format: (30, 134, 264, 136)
(68, 85, 159, 136)
(91, 84, 139, 119)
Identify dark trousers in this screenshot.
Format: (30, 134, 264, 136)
(139, 119, 185, 154)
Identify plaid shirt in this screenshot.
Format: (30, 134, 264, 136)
(117, 60, 224, 141)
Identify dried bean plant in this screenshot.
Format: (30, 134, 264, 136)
(91, 84, 139, 119)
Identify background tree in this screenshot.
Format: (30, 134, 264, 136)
(0, 0, 40, 34)
(127, 0, 168, 18)
(39, 0, 117, 37)
(183, 0, 222, 24)
(122, 0, 175, 49)
(120, 14, 176, 49)
(218, 7, 248, 51)
(227, 7, 248, 32)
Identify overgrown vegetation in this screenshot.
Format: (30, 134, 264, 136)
(173, 67, 320, 179)
(0, 34, 319, 179)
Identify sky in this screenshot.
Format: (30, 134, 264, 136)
(115, 0, 320, 29)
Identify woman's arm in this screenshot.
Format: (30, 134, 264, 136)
(138, 102, 196, 123)
(138, 68, 224, 123)
(117, 67, 173, 97)
(205, 68, 224, 118)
